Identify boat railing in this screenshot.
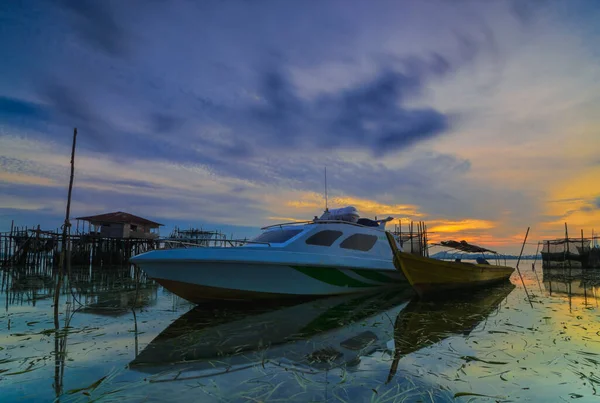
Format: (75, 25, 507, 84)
(162, 240, 206, 249)
(260, 221, 314, 230)
(225, 239, 272, 247)
(261, 219, 387, 231)
(161, 239, 271, 248)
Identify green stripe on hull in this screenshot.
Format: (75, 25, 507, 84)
(291, 266, 377, 288)
(351, 269, 403, 284)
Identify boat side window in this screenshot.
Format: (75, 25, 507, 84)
(305, 230, 343, 247)
(339, 234, 378, 252)
(250, 229, 304, 244)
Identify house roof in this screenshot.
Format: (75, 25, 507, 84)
(75, 211, 163, 227)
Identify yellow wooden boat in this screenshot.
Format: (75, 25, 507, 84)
(384, 232, 515, 297)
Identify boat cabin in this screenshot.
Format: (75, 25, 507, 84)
(247, 206, 399, 258)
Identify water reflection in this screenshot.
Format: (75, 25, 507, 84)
(543, 267, 600, 308)
(387, 281, 515, 382)
(1, 263, 171, 402)
(129, 281, 516, 392)
(1, 265, 158, 309)
(7, 261, 600, 402)
(129, 287, 415, 379)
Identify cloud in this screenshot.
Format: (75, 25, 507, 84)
(238, 63, 451, 158)
(3, 0, 497, 173)
(25, 55, 456, 175)
(0, 96, 49, 121)
(580, 196, 600, 212)
(40, 82, 94, 123)
(151, 113, 184, 134)
(60, 0, 128, 58)
(509, 0, 550, 24)
(427, 219, 496, 234)
(0, 134, 480, 229)
(0, 172, 56, 187)
(3, 0, 598, 252)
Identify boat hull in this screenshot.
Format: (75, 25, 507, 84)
(384, 232, 514, 298)
(136, 260, 406, 303)
(396, 252, 514, 297)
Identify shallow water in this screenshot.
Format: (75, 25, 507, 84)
(1, 260, 600, 402)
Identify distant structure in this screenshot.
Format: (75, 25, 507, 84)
(75, 212, 163, 239)
(168, 226, 225, 244)
(541, 237, 599, 269)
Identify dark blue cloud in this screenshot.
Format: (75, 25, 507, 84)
(552, 196, 599, 214)
(178, 150, 471, 216)
(585, 197, 600, 211)
(0, 179, 266, 231)
(0, 96, 57, 134)
(41, 82, 94, 123)
(0, 96, 48, 120)
(510, 0, 551, 24)
(151, 113, 184, 134)
(246, 67, 450, 157)
(2, 0, 492, 168)
(59, 0, 128, 58)
(1, 0, 527, 232)
(90, 178, 160, 191)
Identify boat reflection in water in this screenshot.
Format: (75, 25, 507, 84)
(129, 286, 414, 377)
(129, 282, 515, 386)
(387, 281, 515, 382)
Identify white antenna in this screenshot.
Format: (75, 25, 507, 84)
(324, 166, 329, 212)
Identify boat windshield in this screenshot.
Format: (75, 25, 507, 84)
(250, 228, 304, 244)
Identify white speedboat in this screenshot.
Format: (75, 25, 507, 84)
(130, 206, 406, 302)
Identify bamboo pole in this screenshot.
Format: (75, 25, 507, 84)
(565, 222, 572, 275)
(531, 241, 543, 294)
(417, 222, 422, 256)
(419, 221, 423, 256)
(10, 220, 14, 263)
(515, 227, 533, 308)
(582, 229, 585, 269)
(420, 221, 424, 256)
(399, 219, 401, 244)
(410, 221, 413, 254)
(424, 223, 429, 257)
(54, 128, 77, 328)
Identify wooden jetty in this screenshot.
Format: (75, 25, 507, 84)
(0, 224, 158, 268)
(0, 222, 240, 270)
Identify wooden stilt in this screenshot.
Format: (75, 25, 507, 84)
(515, 227, 533, 308)
(54, 128, 77, 328)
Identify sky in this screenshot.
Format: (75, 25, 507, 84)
(1, 0, 599, 253)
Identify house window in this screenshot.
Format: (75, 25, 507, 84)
(339, 234, 378, 252)
(305, 230, 343, 247)
(131, 225, 138, 231)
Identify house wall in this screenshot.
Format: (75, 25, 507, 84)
(127, 223, 159, 239)
(90, 222, 159, 238)
(98, 223, 126, 238)
(123, 224, 130, 238)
